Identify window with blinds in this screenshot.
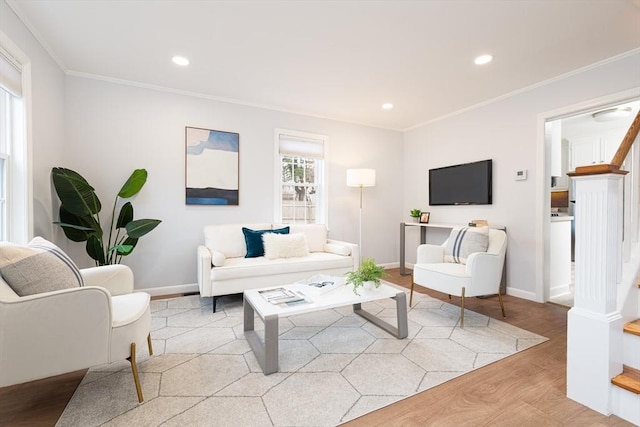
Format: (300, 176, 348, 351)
(0, 43, 26, 242)
(275, 129, 327, 224)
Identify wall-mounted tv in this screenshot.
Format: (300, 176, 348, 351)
(429, 159, 492, 205)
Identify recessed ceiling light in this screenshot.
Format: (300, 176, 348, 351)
(474, 54, 493, 65)
(382, 103, 394, 110)
(172, 56, 190, 66)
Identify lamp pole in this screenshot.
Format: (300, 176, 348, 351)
(358, 184, 364, 265)
(346, 168, 375, 266)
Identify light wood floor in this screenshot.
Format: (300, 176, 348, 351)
(0, 268, 632, 426)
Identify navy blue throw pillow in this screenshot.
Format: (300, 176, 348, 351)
(242, 227, 290, 258)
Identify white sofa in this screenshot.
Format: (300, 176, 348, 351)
(197, 223, 359, 311)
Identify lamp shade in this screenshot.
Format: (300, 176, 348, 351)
(347, 169, 376, 187)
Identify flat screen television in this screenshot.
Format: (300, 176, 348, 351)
(429, 159, 492, 205)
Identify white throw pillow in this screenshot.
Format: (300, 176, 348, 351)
(444, 226, 489, 264)
(274, 224, 327, 252)
(263, 233, 310, 259)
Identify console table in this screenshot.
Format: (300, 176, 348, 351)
(399, 222, 507, 293)
(400, 222, 460, 275)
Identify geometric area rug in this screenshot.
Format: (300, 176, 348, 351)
(56, 284, 547, 427)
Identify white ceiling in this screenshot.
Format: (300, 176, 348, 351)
(6, 0, 640, 130)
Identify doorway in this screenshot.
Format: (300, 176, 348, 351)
(543, 98, 640, 307)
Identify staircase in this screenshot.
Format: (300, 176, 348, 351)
(611, 303, 640, 424)
(566, 109, 640, 425)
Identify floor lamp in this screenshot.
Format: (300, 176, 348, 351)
(347, 168, 376, 265)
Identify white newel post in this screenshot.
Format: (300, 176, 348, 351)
(567, 173, 624, 414)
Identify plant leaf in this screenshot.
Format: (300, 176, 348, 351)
(108, 237, 138, 256)
(86, 235, 106, 265)
(125, 219, 161, 238)
(51, 167, 101, 216)
(109, 244, 134, 256)
(118, 169, 148, 198)
(116, 202, 134, 229)
(56, 206, 99, 242)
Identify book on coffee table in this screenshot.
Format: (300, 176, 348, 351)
(294, 275, 345, 297)
(259, 287, 307, 305)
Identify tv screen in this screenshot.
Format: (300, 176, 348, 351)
(429, 159, 492, 205)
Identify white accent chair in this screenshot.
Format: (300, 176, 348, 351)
(0, 264, 152, 402)
(411, 228, 507, 328)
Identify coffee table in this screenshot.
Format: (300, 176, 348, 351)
(243, 280, 408, 375)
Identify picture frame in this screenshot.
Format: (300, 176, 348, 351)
(185, 126, 239, 205)
(419, 212, 430, 223)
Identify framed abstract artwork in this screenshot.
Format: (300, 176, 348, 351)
(185, 126, 239, 205)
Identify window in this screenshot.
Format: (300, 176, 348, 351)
(0, 42, 28, 243)
(274, 129, 327, 224)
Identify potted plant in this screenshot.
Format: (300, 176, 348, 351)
(345, 258, 388, 295)
(51, 167, 162, 266)
(410, 209, 421, 222)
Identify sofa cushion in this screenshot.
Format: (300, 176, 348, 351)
(0, 237, 84, 296)
(444, 226, 489, 264)
(204, 223, 272, 258)
(263, 232, 309, 259)
(210, 252, 353, 281)
(242, 226, 289, 258)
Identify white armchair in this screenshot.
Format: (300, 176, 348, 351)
(0, 264, 152, 402)
(411, 228, 507, 328)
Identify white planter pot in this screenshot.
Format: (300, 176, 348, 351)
(363, 281, 376, 290)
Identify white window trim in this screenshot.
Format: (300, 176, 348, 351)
(0, 30, 33, 244)
(273, 128, 329, 226)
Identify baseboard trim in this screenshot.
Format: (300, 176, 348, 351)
(382, 262, 400, 269)
(139, 283, 199, 297)
(507, 287, 537, 301)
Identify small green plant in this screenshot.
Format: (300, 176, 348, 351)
(410, 209, 421, 218)
(345, 258, 388, 295)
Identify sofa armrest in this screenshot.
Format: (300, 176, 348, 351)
(197, 245, 213, 296)
(81, 264, 134, 296)
(326, 239, 359, 271)
(416, 244, 445, 263)
(0, 286, 112, 387)
(324, 241, 352, 256)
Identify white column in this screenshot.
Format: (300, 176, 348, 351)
(567, 173, 624, 415)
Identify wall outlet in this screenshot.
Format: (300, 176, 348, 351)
(515, 169, 528, 181)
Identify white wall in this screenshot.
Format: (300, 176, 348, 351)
(63, 77, 403, 290)
(403, 51, 640, 300)
(0, 0, 66, 241)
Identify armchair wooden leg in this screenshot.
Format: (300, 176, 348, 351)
(409, 282, 415, 307)
(128, 342, 144, 403)
(460, 287, 466, 329)
(498, 291, 506, 318)
(147, 333, 154, 356)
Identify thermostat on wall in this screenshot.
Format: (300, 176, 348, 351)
(515, 169, 527, 181)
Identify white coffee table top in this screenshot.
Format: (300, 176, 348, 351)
(243, 278, 402, 318)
